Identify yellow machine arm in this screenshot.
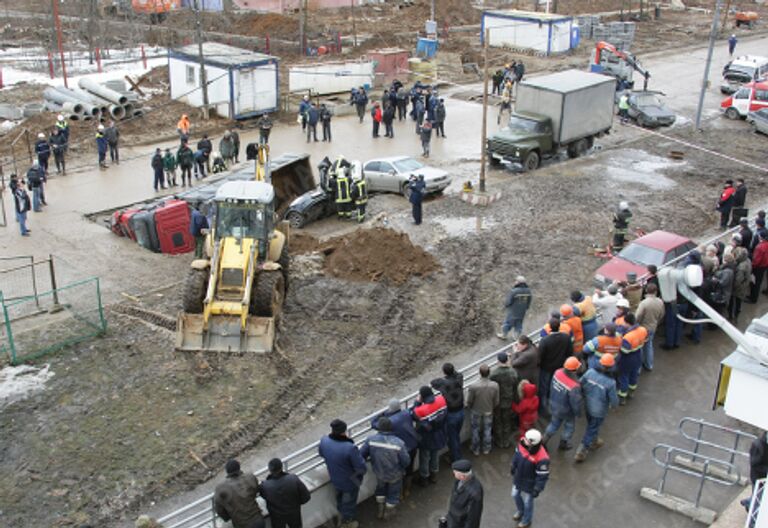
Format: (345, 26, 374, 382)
(255, 143, 271, 182)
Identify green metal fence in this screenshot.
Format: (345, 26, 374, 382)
(0, 277, 107, 365)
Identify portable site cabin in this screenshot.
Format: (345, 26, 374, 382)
(169, 43, 279, 120)
(481, 10, 576, 56)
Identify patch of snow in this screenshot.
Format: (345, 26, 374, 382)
(604, 148, 685, 190)
(0, 364, 54, 408)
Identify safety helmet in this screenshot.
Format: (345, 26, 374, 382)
(619, 201, 629, 210)
(560, 304, 573, 317)
(98, 124, 105, 131)
(564, 357, 581, 371)
(600, 354, 616, 368)
(57, 114, 64, 121)
(38, 133, 45, 139)
(524, 429, 542, 446)
(616, 298, 630, 309)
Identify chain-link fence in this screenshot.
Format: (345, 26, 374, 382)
(0, 256, 106, 365)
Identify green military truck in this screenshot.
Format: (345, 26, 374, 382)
(487, 70, 615, 172)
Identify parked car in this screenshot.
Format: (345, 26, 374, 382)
(747, 108, 768, 135)
(283, 159, 362, 229)
(363, 156, 451, 196)
(721, 80, 768, 119)
(627, 91, 676, 128)
(594, 230, 697, 288)
(720, 55, 768, 94)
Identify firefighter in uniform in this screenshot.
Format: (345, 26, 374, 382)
(583, 323, 623, 373)
(335, 167, 352, 219)
(351, 170, 368, 223)
(617, 313, 648, 405)
(612, 201, 632, 252)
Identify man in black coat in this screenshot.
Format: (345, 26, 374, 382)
(151, 148, 165, 192)
(214, 459, 264, 528)
(197, 134, 213, 173)
(259, 458, 311, 528)
(742, 431, 768, 510)
(445, 459, 483, 528)
(730, 178, 748, 227)
(536, 318, 574, 415)
(431, 362, 465, 462)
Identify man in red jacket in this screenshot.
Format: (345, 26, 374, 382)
(371, 102, 383, 138)
(749, 232, 768, 302)
(716, 179, 736, 230)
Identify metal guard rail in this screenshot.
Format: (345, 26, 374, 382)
(678, 417, 757, 466)
(157, 221, 748, 527)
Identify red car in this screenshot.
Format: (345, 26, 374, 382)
(594, 230, 697, 287)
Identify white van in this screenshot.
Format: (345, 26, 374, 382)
(721, 55, 768, 94)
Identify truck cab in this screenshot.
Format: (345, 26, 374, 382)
(487, 113, 554, 171)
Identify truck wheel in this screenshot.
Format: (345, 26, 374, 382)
(488, 156, 501, 167)
(182, 268, 208, 314)
(287, 211, 304, 229)
(725, 107, 740, 120)
(251, 271, 285, 318)
(567, 140, 588, 159)
(401, 183, 413, 200)
(523, 151, 540, 171)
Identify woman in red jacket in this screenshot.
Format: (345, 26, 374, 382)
(511, 380, 540, 440)
(371, 102, 383, 138)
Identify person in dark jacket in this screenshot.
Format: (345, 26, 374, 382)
(372, 399, 419, 497)
(151, 148, 165, 191)
(382, 102, 395, 138)
(514, 61, 525, 82)
(352, 87, 368, 123)
(163, 148, 178, 186)
(49, 128, 67, 174)
(26, 162, 44, 212)
(444, 459, 483, 528)
(177, 142, 194, 186)
(510, 429, 549, 528)
(512, 334, 540, 387)
(190, 204, 209, 258)
(396, 87, 408, 121)
(542, 357, 583, 451)
(320, 104, 333, 142)
(414, 96, 425, 133)
(12, 177, 31, 236)
(431, 363, 464, 462)
(231, 129, 241, 163)
(371, 102, 382, 138)
(306, 103, 319, 143)
(420, 119, 433, 157)
(213, 459, 264, 528)
(194, 149, 207, 179)
(435, 99, 447, 138)
(361, 417, 410, 520)
(408, 175, 425, 225)
(716, 179, 736, 229)
(96, 124, 108, 169)
(536, 318, 574, 414)
(35, 133, 51, 175)
(258, 114, 273, 145)
(490, 351, 519, 449)
(318, 419, 367, 528)
(299, 95, 311, 131)
(198, 134, 213, 173)
(411, 385, 448, 486)
(258, 458, 310, 528)
(741, 431, 768, 510)
(575, 354, 619, 463)
(104, 120, 120, 164)
(497, 275, 532, 339)
(738, 218, 754, 251)
(729, 178, 748, 227)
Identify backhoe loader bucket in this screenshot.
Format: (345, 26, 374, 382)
(176, 313, 275, 353)
(245, 148, 316, 213)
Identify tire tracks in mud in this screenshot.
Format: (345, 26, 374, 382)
(110, 304, 177, 332)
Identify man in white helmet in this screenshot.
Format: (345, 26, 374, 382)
(510, 429, 549, 528)
(612, 201, 632, 253)
(55, 114, 70, 147)
(96, 124, 108, 169)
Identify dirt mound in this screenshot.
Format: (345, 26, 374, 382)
(290, 232, 326, 254)
(324, 228, 439, 285)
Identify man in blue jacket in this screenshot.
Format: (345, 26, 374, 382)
(575, 354, 619, 463)
(542, 357, 583, 451)
(35, 133, 51, 175)
(319, 419, 367, 528)
(306, 102, 319, 143)
(372, 399, 419, 496)
(361, 417, 410, 520)
(511, 429, 549, 528)
(497, 275, 532, 340)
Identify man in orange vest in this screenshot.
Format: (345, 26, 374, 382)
(540, 311, 572, 339)
(617, 313, 648, 405)
(560, 305, 584, 355)
(583, 323, 622, 372)
(571, 290, 598, 342)
(177, 114, 191, 144)
(542, 357, 583, 451)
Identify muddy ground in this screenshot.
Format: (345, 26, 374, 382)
(1, 105, 767, 527)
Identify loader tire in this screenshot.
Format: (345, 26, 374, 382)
(278, 245, 290, 291)
(182, 268, 208, 314)
(251, 271, 285, 318)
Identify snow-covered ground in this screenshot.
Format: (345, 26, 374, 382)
(0, 364, 54, 408)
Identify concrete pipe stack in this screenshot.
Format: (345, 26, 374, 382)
(41, 78, 145, 124)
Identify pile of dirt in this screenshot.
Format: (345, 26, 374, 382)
(324, 227, 439, 285)
(290, 232, 326, 255)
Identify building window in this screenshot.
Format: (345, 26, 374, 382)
(186, 65, 195, 85)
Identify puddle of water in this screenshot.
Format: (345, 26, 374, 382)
(433, 216, 498, 237)
(0, 364, 54, 408)
(604, 149, 683, 190)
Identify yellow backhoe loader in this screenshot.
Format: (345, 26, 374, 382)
(176, 144, 289, 353)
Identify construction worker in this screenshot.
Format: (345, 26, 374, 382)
(510, 429, 550, 528)
(498, 80, 513, 125)
(335, 167, 352, 219)
(559, 304, 584, 355)
(55, 114, 69, 147)
(612, 201, 632, 252)
(570, 290, 598, 341)
(728, 34, 738, 57)
(350, 170, 368, 223)
(360, 417, 410, 521)
(542, 357, 583, 451)
(258, 114, 273, 145)
(583, 322, 622, 372)
(540, 312, 572, 340)
(575, 353, 619, 463)
(497, 275, 532, 340)
(618, 91, 630, 124)
(617, 312, 648, 405)
(35, 133, 50, 175)
(49, 128, 66, 175)
(96, 124, 108, 169)
(622, 271, 643, 313)
(613, 298, 631, 333)
(177, 114, 190, 144)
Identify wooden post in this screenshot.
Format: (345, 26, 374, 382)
(95, 47, 102, 73)
(479, 28, 490, 194)
(47, 52, 55, 79)
(351, 0, 357, 47)
(52, 0, 68, 87)
(721, 0, 732, 34)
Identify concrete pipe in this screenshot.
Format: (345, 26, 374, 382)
(69, 114, 81, 122)
(61, 101, 85, 115)
(123, 103, 134, 115)
(78, 77, 128, 106)
(43, 88, 85, 114)
(48, 87, 99, 116)
(108, 104, 126, 120)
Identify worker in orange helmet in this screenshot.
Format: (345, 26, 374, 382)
(560, 304, 584, 355)
(541, 356, 583, 451)
(177, 114, 191, 145)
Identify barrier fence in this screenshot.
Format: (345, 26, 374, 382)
(155, 223, 749, 528)
(0, 255, 106, 365)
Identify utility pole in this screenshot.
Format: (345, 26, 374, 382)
(694, 0, 723, 130)
(194, 0, 209, 119)
(479, 28, 490, 194)
(299, 0, 305, 56)
(721, 0, 733, 35)
(52, 0, 68, 87)
(430, 0, 435, 23)
(351, 0, 357, 47)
